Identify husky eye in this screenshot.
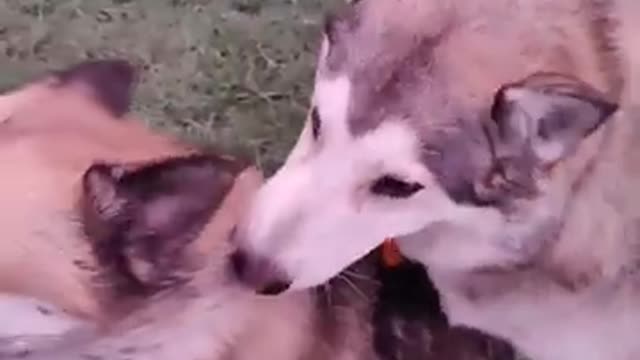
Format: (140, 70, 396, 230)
(370, 175, 424, 198)
(310, 107, 321, 140)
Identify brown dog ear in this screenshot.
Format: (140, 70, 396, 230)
(82, 155, 243, 292)
(54, 60, 136, 117)
(479, 73, 617, 201)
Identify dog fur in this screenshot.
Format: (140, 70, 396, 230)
(231, 1, 640, 359)
(0, 61, 517, 360)
(0, 61, 383, 360)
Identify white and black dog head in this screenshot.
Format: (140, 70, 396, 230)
(229, 0, 618, 293)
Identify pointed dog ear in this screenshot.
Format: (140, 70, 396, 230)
(54, 59, 137, 117)
(477, 73, 617, 202)
(82, 155, 243, 291)
(490, 72, 617, 166)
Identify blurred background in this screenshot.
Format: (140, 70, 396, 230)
(0, 0, 343, 173)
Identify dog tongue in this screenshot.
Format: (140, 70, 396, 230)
(381, 238, 404, 268)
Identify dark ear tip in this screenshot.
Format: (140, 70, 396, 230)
(56, 59, 136, 87)
(602, 101, 619, 118)
(54, 59, 137, 117)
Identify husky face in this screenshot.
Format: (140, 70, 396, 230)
(230, 1, 618, 293)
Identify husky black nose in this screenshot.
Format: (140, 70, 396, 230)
(229, 249, 291, 295)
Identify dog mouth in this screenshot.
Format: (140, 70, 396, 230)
(228, 248, 293, 295)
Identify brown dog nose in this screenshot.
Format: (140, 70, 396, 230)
(229, 249, 291, 295)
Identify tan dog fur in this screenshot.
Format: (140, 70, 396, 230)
(0, 73, 195, 321)
(0, 62, 386, 360)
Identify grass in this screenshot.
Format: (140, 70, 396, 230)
(0, 0, 343, 173)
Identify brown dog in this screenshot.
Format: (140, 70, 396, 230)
(0, 60, 377, 360)
(0, 60, 205, 321)
(0, 61, 518, 360)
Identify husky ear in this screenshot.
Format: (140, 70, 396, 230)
(476, 73, 617, 202)
(489, 73, 617, 166)
(82, 155, 242, 291)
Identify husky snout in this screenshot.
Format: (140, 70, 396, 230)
(229, 247, 292, 295)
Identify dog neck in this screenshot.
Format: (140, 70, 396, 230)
(540, 106, 640, 289)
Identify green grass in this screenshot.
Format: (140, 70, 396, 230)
(0, 0, 343, 173)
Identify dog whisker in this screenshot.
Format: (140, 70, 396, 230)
(336, 274, 370, 303)
(342, 269, 381, 284)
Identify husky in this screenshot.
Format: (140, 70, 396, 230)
(229, 1, 640, 359)
(0, 61, 516, 360)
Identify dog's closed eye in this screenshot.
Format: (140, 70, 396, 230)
(370, 175, 424, 198)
